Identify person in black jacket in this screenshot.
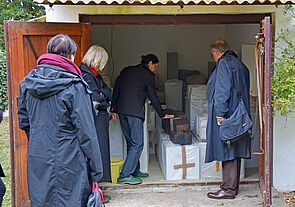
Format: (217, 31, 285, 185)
(80, 45, 113, 202)
(17, 34, 103, 207)
(0, 110, 6, 207)
(111, 54, 173, 185)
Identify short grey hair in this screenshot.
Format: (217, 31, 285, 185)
(210, 40, 230, 53)
(47, 34, 77, 57)
(82, 45, 108, 72)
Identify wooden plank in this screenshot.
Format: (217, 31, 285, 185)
(80, 14, 272, 25)
(263, 16, 272, 207)
(4, 20, 16, 207)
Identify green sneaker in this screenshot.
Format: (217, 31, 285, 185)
(133, 171, 149, 178)
(117, 175, 142, 185)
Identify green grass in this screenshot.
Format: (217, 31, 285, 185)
(0, 117, 11, 207)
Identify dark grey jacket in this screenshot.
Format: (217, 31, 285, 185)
(80, 63, 112, 111)
(111, 64, 165, 120)
(17, 64, 103, 207)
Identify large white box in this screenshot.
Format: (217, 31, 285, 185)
(161, 140, 200, 180)
(155, 129, 200, 180)
(155, 105, 166, 129)
(155, 128, 170, 173)
(194, 115, 207, 141)
(109, 119, 125, 159)
(186, 99, 208, 130)
(199, 142, 245, 179)
(186, 84, 207, 100)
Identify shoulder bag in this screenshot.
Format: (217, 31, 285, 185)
(219, 57, 252, 149)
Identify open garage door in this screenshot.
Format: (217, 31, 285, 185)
(254, 16, 272, 207)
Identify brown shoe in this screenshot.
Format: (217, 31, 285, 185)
(207, 190, 235, 199)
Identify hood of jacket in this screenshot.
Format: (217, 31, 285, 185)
(22, 64, 90, 99)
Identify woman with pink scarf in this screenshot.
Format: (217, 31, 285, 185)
(17, 34, 103, 207)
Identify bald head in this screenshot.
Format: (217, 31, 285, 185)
(210, 40, 230, 53)
(210, 40, 230, 62)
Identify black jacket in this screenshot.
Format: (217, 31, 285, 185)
(80, 63, 112, 111)
(17, 64, 103, 207)
(0, 164, 4, 177)
(111, 64, 165, 120)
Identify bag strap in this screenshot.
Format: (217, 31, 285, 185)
(225, 57, 252, 147)
(225, 57, 245, 103)
(92, 182, 105, 207)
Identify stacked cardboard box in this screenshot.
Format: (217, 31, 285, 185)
(198, 142, 245, 179)
(155, 128, 200, 180)
(185, 84, 208, 130)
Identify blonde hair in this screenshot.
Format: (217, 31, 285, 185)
(82, 45, 108, 71)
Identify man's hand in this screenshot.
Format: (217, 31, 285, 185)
(162, 114, 174, 119)
(216, 117, 224, 126)
(109, 112, 118, 120)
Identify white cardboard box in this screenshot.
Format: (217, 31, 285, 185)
(194, 115, 207, 140)
(186, 99, 208, 129)
(155, 129, 200, 180)
(109, 119, 125, 159)
(155, 128, 170, 176)
(162, 140, 200, 180)
(186, 84, 207, 100)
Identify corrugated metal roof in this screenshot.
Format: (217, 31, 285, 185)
(33, 0, 295, 4)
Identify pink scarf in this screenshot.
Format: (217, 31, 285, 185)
(37, 53, 82, 76)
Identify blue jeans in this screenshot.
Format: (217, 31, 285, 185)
(119, 114, 144, 178)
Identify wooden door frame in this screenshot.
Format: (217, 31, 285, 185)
(79, 13, 272, 25)
(79, 13, 274, 206)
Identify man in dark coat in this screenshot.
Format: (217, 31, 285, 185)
(17, 34, 103, 207)
(206, 40, 251, 199)
(111, 54, 173, 185)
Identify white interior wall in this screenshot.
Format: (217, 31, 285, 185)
(225, 24, 259, 58)
(92, 24, 258, 87)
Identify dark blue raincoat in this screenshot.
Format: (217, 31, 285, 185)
(205, 50, 251, 163)
(17, 64, 103, 207)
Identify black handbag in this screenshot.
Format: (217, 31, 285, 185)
(219, 57, 252, 149)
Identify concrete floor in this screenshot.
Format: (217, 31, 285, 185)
(103, 184, 287, 207)
(102, 154, 259, 187)
(101, 155, 286, 206)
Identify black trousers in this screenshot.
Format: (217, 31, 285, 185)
(0, 178, 6, 206)
(220, 158, 241, 195)
(94, 112, 112, 182)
